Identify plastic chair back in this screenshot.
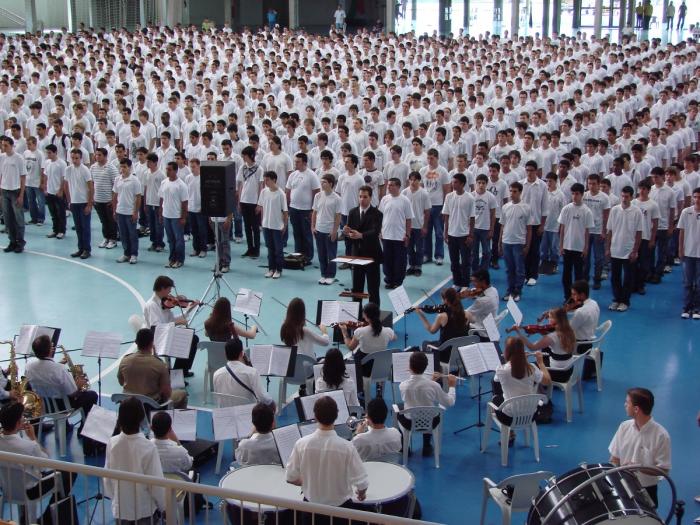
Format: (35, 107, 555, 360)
(361, 350, 394, 383)
(499, 471, 554, 510)
(212, 391, 255, 408)
(288, 354, 317, 385)
(111, 392, 170, 410)
(199, 341, 228, 370)
(497, 394, 547, 429)
(401, 406, 442, 433)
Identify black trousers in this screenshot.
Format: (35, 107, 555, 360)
(352, 261, 380, 306)
(611, 257, 634, 305)
(490, 222, 501, 264)
(26, 470, 77, 500)
(174, 334, 199, 372)
(94, 201, 118, 240)
(45, 193, 67, 234)
(61, 390, 98, 430)
(240, 203, 260, 254)
(525, 227, 542, 280)
(562, 249, 584, 300)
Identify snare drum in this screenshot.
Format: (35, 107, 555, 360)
(527, 463, 661, 525)
(353, 462, 415, 517)
(219, 465, 303, 525)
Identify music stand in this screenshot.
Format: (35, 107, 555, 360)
(333, 256, 374, 306)
(387, 285, 413, 348)
(232, 289, 267, 347)
(81, 331, 122, 407)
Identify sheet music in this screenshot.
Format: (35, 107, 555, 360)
(320, 301, 359, 325)
(212, 403, 256, 441)
(391, 352, 432, 383)
(272, 424, 302, 467)
(153, 322, 174, 356)
(483, 313, 500, 342)
(170, 369, 186, 390)
(168, 328, 194, 359)
(80, 405, 117, 445)
(299, 390, 349, 425)
(507, 297, 523, 326)
(480, 343, 502, 371)
(81, 331, 122, 359)
(458, 343, 501, 376)
(250, 345, 273, 373)
(331, 256, 373, 266)
(387, 285, 412, 315)
(233, 288, 263, 317)
(268, 346, 293, 377)
(15, 325, 37, 355)
(313, 363, 356, 384)
(298, 423, 316, 437)
(171, 409, 197, 441)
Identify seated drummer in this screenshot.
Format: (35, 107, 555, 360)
(286, 396, 368, 525)
(398, 352, 457, 456)
(235, 402, 281, 467)
(351, 398, 401, 461)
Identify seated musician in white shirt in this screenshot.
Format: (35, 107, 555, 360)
(235, 402, 281, 467)
(212, 339, 273, 406)
(351, 398, 401, 461)
(568, 279, 600, 350)
(398, 351, 457, 456)
(461, 269, 500, 339)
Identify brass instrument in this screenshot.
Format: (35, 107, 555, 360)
(4, 340, 44, 420)
(59, 345, 89, 391)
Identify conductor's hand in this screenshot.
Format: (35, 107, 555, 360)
(447, 374, 458, 388)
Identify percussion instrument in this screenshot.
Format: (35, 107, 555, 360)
(528, 463, 662, 525)
(219, 465, 302, 525)
(353, 461, 416, 518)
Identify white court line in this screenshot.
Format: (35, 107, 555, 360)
(26, 250, 146, 384)
(392, 275, 452, 324)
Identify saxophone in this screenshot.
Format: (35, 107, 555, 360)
(3, 340, 44, 420)
(59, 345, 89, 391)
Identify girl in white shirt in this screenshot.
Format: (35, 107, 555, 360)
(315, 348, 360, 407)
(280, 297, 330, 361)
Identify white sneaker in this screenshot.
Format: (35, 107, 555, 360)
(693, 311, 700, 320)
(324, 277, 335, 284)
(198, 252, 207, 258)
(318, 277, 327, 284)
(116, 255, 129, 263)
(56, 233, 65, 239)
(184, 234, 191, 241)
(221, 266, 230, 273)
(526, 278, 537, 286)
(106, 240, 117, 249)
(681, 310, 691, 319)
(264, 270, 274, 278)
(617, 303, 629, 312)
(98, 239, 108, 248)
(129, 256, 137, 264)
(434, 257, 444, 265)
(234, 237, 243, 244)
(272, 271, 281, 279)
(608, 302, 620, 311)
(663, 265, 672, 273)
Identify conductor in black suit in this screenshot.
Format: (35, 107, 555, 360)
(344, 185, 383, 306)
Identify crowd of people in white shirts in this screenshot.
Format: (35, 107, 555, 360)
(0, 24, 699, 316)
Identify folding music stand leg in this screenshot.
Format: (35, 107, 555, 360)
(454, 374, 487, 446)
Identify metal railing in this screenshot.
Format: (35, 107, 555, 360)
(0, 451, 441, 525)
(0, 6, 25, 26)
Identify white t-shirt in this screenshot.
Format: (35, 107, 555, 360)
(487, 177, 508, 219)
(493, 363, 543, 416)
(558, 202, 594, 252)
(472, 190, 497, 231)
(113, 174, 142, 215)
(286, 168, 320, 210)
(145, 169, 166, 207)
(378, 193, 413, 240)
(607, 204, 643, 259)
(64, 163, 92, 203)
(261, 151, 293, 189)
(337, 172, 364, 215)
(401, 186, 431, 229)
(443, 190, 476, 237)
(158, 177, 188, 219)
(583, 191, 611, 235)
(678, 206, 700, 258)
(354, 326, 395, 355)
(257, 186, 288, 230)
(312, 191, 341, 234)
(545, 189, 567, 233)
(419, 165, 450, 205)
(500, 201, 536, 244)
(23, 149, 43, 188)
(0, 152, 27, 190)
(185, 173, 202, 213)
(237, 163, 263, 205)
(632, 198, 661, 241)
(649, 184, 676, 230)
(43, 158, 66, 195)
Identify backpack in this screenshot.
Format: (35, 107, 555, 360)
(283, 253, 306, 270)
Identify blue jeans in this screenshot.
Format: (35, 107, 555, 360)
(315, 231, 338, 278)
(215, 222, 231, 267)
(116, 213, 139, 257)
(233, 203, 243, 238)
(424, 205, 444, 260)
(472, 228, 492, 271)
(540, 230, 559, 263)
(503, 243, 525, 295)
(383, 238, 408, 286)
(447, 235, 472, 287)
(682, 257, 700, 311)
(408, 228, 424, 268)
(26, 186, 45, 222)
(289, 207, 313, 261)
(147, 205, 164, 248)
(70, 203, 91, 252)
(164, 217, 185, 263)
(263, 227, 284, 272)
(584, 233, 605, 282)
(652, 229, 669, 277)
(2, 189, 25, 245)
(188, 211, 208, 253)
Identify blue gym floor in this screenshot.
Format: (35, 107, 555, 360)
(1, 220, 698, 525)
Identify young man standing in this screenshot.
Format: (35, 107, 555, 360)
(443, 173, 476, 290)
(257, 171, 288, 279)
(419, 148, 451, 265)
(91, 148, 119, 249)
(541, 172, 566, 274)
(238, 146, 263, 258)
(64, 148, 94, 259)
(520, 160, 548, 286)
(471, 174, 497, 272)
(402, 172, 431, 276)
(678, 188, 700, 319)
(648, 167, 676, 284)
(583, 174, 611, 289)
(0, 136, 27, 253)
(112, 158, 142, 264)
(144, 153, 166, 252)
(159, 161, 188, 268)
(42, 144, 67, 239)
(499, 182, 536, 302)
(379, 177, 413, 289)
(632, 180, 660, 296)
(286, 152, 320, 264)
(312, 174, 342, 285)
(558, 183, 594, 301)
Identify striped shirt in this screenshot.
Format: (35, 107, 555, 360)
(90, 162, 119, 203)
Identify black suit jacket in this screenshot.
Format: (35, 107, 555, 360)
(347, 205, 383, 262)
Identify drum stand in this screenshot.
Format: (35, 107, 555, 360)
(454, 373, 491, 445)
(674, 500, 685, 525)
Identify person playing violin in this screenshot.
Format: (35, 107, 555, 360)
(415, 287, 469, 364)
(204, 297, 258, 342)
(461, 269, 499, 340)
(143, 275, 199, 377)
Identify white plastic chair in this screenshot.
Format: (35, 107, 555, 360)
(198, 341, 227, 401)
(546, 350, 590, 423)
(576, 320, 612, 392)
(278, 354, 316, 411)
(35, 395, 82, 457)
(469, 309, 508, 338)
(0, 467, 62, 524)
(164, 471, 191, 525)
(212, 391, 256, 474)
(111, 393, 173, 436)
(481, 394, 547, 466)
(361, 350, 396, 403)
(392, 405, 444, 468)
(479, 471, 554, 525)
(430, 335, 480, 392)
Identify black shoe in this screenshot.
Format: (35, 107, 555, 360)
(406, 268, 415, 276)
(3, 244, 17, 253)
(184, 371, 194, 378)
(422, 444, 434, 457)
(80, 251, 91, 259)
(414, 269, 422, 276)
(13, 244, 24, 253)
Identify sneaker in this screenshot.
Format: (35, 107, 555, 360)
(165, 261, 174, 268)
(116, 255, 129, 263)
(56, 233, 65, 239)
(663, 265, 672, 273)
(189, 251, 199, 257)
(79, 251, 91, 259)
(406, 268, 415, 276)
(414, 269, 422, 276)
(434, 257, 444, 265)
(241, 250, 252, 257)
(221, 266, 230, 273)
(155, 246, 164, 252)
(617, 303, 629, 312)
(172, 261, 183, 268)
(36, 221, 43, 226)
(673, 257, 680, 265)
(234, 237, 243, 244)
(129, 256, 137, 264)
(46, 232, 57, 238)
(502, 294, 511, 301)
(512, 294, 521, 302)
(27, 220, 37, 225)
(184, 234, 191, 241)
(324, 277, 335, 284)
(272, 270, 281, 279)
(3, 244, 17, 253)
(265, 270, 274, 278)
(147, 245, 156, 252)
(250, 252, 260, 259)
(681, 310, 691, 319)
(339, 262, 351, 270)
(106, 240, 117, 249)
(693, 311, 700, 320)
(526, 278, 537, 286)
(608, 302, 620, 311)
(13, 244, 24, 253)
(198, 251, 207, 258)
(70, 250, 82, 258)
(98, 239, 108, 248)
(318, 277, 327, 284)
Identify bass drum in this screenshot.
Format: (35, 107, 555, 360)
(528, 463, 662, 525)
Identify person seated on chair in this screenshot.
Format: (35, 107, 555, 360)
(351, 398, 401, 461)
(340, 302, 396, 397)
(568, 279, 600, 351)
(235, 402, 281, 467)
(415, 287, 469, 364)
(0, 402, 78, 512)
(150, 411, 193, 473)
(204, 297, 258, 342)
(492, 337, 551, 446)
(509, 307, 576, 382)
(212, 339, 273, 406)
(143, 275, 199, 377)
(286, 396, 368, 525)
(462, 269, 500, 340)
(398, 351, 457, 456)
(118, 328, 188, 409)
(315, 348, 360, 407)
(280, 297, 330, 360)
(105, 396, 166, 524)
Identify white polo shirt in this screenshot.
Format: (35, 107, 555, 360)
(608, 204, 643, 259)
(632, 198, 661, 241)
(379, 193, 413, 240)
(608, 418, 671, 488)
(64, 163, 93, 203)
(521, 177, 548, 223)
(145, 169, 165, 207)
(351, 427, 402, 461)
(113, 174, 143, 215)
(649, 184, 676, 230)
(159, 177, 188, 219)
(558, 202, 594, 252)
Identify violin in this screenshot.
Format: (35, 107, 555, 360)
(459, 286, 485, 299)
(507, 323, 556, 335)
(418, 304, 449, 314)
(334, 321, 368, 329)
(536, 298, 582, 322)
(161, 295, 199, 310)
